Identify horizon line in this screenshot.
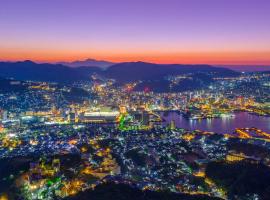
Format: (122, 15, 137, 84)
(0, 59, 270, 67)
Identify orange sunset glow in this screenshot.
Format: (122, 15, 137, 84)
(1, 49, 270, 65)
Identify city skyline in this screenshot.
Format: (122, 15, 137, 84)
(1, 1, 270, 200)
(1, 0, 270, 65)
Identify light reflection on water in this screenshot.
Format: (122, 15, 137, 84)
(161, 112, 270, 133)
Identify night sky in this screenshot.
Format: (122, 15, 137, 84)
(0, 0, 270, 64)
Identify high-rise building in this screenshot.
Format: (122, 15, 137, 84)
(142, 111, 150, 126)
(2, 110, 8, 121)
(68, 112, 76, 123)
(119, 106, 127, 114)
(169, 120, 176, 130)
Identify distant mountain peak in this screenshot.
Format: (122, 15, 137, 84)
(85, 58, 104, 62)
(21, 60, 36, 64)
(58, 58, 115, 68)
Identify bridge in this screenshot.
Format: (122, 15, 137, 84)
(235, 127, 270, 141)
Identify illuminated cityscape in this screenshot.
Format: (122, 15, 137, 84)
(0, 68, 269, 200)
(1, 0, 270, 200)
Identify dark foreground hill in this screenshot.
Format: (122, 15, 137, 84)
(205, 160, 270, 200)
(105, 61, 239, 82)
(64, 182, 222, 200)
(0, 61, 240, 92)
(133, 72, 214, 92)
(0, 77, 27, 92)
(0, 61, 102, 83)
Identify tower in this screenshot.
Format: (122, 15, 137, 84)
(169, 120, 176, 130)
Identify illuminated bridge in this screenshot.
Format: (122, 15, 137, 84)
(235, 127, 270, 140)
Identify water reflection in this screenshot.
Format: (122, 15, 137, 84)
(161, 112, 270, 133)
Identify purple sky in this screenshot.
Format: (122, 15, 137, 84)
(0, 0, 270, 64)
